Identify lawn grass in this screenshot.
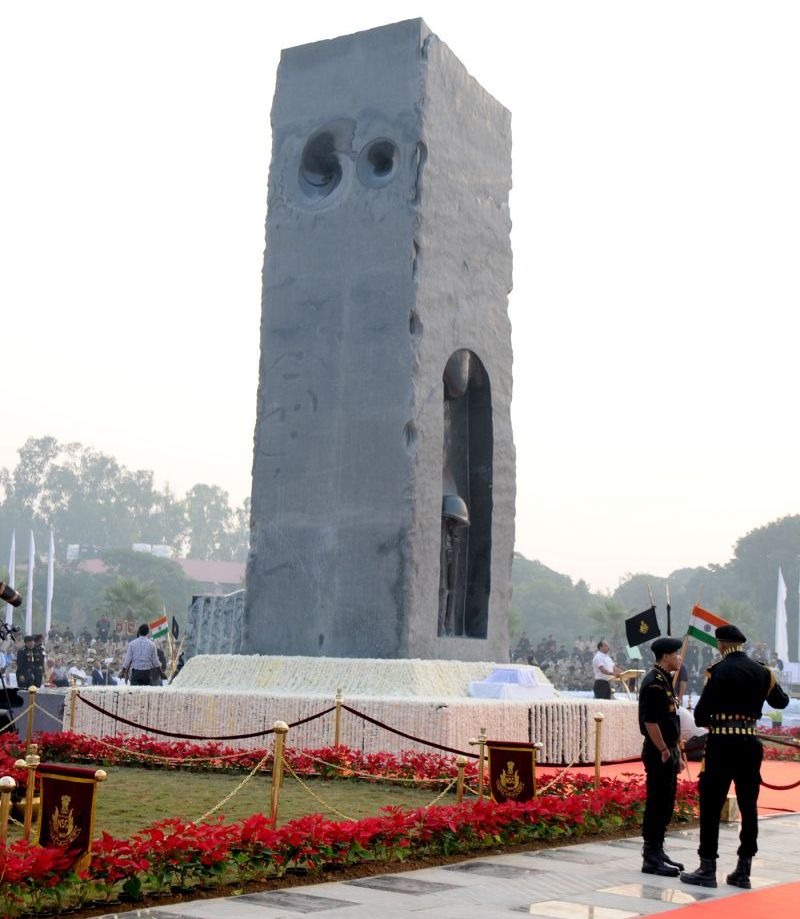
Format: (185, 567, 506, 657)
(12, 768, 448, 840)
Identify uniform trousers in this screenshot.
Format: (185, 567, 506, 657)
(698, 735, 763, 858)
(641, 744, 678, 847)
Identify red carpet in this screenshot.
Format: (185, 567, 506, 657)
(562, 759, 800, 814)
(646, 881, 800, 918)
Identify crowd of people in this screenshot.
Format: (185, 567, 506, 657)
(1, 619, 179, 689)
(512, 631, 784, 697)
(511, 632, 644, 692)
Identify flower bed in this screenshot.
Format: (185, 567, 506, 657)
(0, 732, 485, 785)
(762, 725, 800, 760)
(0, 771, 699, 918)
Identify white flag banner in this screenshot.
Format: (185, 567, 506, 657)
(25, 530, 35, 635)
(45, 528, 55, 636)
(775, 567, 790, 666)
(4, 529, 15, 627)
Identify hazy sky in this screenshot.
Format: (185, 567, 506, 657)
(2, 1, 799, 592)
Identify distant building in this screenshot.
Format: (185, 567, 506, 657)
(77, 557, 245, 594)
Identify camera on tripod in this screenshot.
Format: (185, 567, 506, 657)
(0, 623, 20, 642)
(0, 582, 23, 608)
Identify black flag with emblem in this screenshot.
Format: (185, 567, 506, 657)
(625, 606, 661, 647)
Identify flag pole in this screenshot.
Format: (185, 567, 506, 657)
(24, 530, 35, 635)
(4, 530, 15, 627)
(672, 587, 703, 692)
(665, 582, 672, 636)
(44, 528, 55, 637)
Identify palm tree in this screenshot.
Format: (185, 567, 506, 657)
(103, 577, 160, 623)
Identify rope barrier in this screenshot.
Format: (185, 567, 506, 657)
(32, 702, 66, 729)
(34, 702, 273, 766)
(301, 751, 451, 785)
(282, 759, 354, 821)
(761, 776, 800, 791)
(71, 733, 267, 767)
(74, 694, 335, 741)
(423, 776, 457, 808)
(0, 706, 33, 732)
(196, 750, 271, 823)
(759, 733, 800, 749)
(340, 705, 478, 758)
(537, 760, 580, 795)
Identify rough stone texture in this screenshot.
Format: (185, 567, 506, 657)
(246, 19, 514, 661)
(186, 591, 246, 657)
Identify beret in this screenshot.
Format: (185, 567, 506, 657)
(716, 624, 746, 643)
(651, 637, 682, 658)
(23, 635, 33, 642)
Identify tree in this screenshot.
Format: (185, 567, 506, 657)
(588, 599, 627, 649)
(184, 484, 234, 560)
(0, 436, 187, 557)
(103, 577, 161, 622)
(511, 554, 606, 646)
(100, 549, 202, 628)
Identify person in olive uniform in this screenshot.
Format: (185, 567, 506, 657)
(681, 624, 790, 890)
(638, 636, 686, 876)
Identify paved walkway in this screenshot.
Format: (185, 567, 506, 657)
(95, 814, 800, 919)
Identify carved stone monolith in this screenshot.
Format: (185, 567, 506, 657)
(246, 19, 514, 661)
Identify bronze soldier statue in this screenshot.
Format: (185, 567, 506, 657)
(681, 624, 789, 889)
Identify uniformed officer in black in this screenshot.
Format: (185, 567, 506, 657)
(31, 634, 46, 687)
(681, 624, 790, 890)
(15, 636, 37, 689)
(638, 636, 686, 876)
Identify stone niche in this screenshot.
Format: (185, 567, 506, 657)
(246, 19, 514, 661)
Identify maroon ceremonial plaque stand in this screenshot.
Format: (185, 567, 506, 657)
(486, 740, 539, 803)
(35, 763, 107, 870)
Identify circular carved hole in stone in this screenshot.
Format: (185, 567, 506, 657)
(299, 131, 343, 199)
(357, 138, 398, 188)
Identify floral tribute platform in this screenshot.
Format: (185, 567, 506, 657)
(66, 655, 641, 765)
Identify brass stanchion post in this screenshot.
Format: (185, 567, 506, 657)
(593, 712, 604, 790)
(270, 721, 289, 824)
(0, 776, 16, 844)
(533, 741, 543, 797)
(25, 685, 37, 753)
(69, 677, 78, 732)
(334, 687, 342, 746)
(455, 755, 467, 804)
(13, 743, 40, 842)
(468, 727, 488, 801)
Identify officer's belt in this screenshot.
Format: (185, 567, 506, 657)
(708, 716, 757, 735)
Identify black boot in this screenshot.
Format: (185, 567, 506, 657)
(642, 844, 680, 877)
(681, 858, 717, 888)
(659, 847, 685, 871)
(726, 857, 752, 889)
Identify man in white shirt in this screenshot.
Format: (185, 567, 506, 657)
(121, 623, 160, 686)
(67, 660, 90, 686)
(592, 638, 622, 699)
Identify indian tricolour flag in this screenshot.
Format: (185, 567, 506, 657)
(687, 605, 729, 647)
(149, 614, 169, 640)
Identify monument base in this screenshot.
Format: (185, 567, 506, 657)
(67, 655, 642, 764)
